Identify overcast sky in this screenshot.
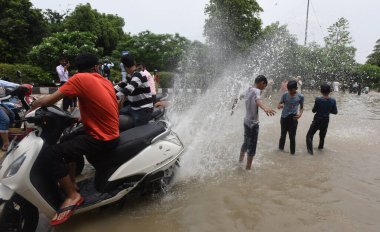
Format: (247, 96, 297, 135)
(31, 0, 380, 63)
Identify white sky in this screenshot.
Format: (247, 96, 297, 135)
(31, 0, 380, 63)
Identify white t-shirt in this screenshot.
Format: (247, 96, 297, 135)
(244, 87, 261, 127)
(56, 65, 68, 82)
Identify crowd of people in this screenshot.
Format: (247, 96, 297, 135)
(239, 75, 338, 170)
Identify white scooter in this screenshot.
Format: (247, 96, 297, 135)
(0, 106, 184, 231)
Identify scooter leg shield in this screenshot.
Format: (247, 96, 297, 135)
(0, 183, 13, 201)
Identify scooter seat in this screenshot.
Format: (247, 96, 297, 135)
(113, 122, 165, 158)
(95, 122, 166, 192)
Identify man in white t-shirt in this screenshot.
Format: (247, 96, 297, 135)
(240, 75, 276, 170)
(56, 58, 72, 111)
(56, 58, 69, 83)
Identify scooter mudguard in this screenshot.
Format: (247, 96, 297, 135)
(0, 183, 13, 201)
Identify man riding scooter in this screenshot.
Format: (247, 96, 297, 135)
(116, 54, 153, 129)
(27, 53, 120, 226)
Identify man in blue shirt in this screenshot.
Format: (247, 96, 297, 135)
(277, 80, 304, 155)
(306, 83, 338, 154)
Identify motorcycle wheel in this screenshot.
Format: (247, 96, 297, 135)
(0, 195, 39, 232)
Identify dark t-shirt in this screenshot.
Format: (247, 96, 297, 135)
(312, 96, 338, 119)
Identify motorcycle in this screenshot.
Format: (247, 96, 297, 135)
(0, 105, 184, 231)
(0, 84, 35, 145)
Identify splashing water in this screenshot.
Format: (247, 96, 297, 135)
(168, 34, 295, 182)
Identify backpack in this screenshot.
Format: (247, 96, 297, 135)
(103, 64, 110, 76)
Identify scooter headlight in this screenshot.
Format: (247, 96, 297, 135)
(3, 153, 26, 178)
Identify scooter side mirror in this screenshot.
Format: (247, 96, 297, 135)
(16, 70, 21, 78)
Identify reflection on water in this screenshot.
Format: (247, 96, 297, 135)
(54, 92, 380, 232)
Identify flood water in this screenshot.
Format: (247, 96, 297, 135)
(53, 91, 380, 232)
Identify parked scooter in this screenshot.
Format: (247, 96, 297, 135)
(0, 106, 184, 231)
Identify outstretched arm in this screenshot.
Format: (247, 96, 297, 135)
(257, 99, 276, 116)
(29, 90, 65, 112)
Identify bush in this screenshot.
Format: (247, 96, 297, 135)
(159, 71, 175, 88)
(0, 63, 52, 86)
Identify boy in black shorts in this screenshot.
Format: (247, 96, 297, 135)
(240, 75, 276, 170)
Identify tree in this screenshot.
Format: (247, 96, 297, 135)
(323, 17, 356, 81)
(204, 0, 262, 55)
(63, 3, 125, 55)
(0, 0, 47, 63)
(28, 31, 99, 75)
(367, 39, 380, 67)
(355, 64, 380, 88)
(324, 18, 353, 47)
(113, 31, 191, 71)
(43, 9, 69, 34)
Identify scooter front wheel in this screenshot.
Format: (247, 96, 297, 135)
(0, 195, 39, 232)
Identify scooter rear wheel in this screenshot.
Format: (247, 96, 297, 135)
(0, 195, 39, 232)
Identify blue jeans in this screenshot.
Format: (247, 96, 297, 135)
(241, 124, 259, 157)
(0, 104, 15, 132)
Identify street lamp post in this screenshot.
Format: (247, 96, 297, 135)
(304, 0, 310, 46)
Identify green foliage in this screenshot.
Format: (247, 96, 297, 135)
(323, 17, 356, 80)
(28, 31, 99, 75)
(249, 21, 357, 86)
(0, 0, 47, 63)
(159, 72, 175, 88)
(63, 3, 125, 55)
(0, 63, 52, 85)
(324, 18, 352, 47)
(43, 9, 69, 34)
(366, 39, 380, 67)
(355, 64, 380, 88)
(113, 31, 191, 71)
(204, 0, 263, 55)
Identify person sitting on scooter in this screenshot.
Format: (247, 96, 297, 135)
(28, 53, 120, 226)
(0, 102, 15, 151)
(116, 54, 153, 127)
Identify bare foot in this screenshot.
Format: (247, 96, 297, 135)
(239, 152, 245, 163)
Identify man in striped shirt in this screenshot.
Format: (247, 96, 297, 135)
(116, 54, 153, 126)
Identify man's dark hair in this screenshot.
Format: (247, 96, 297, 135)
(320, 83, 331, 94)
(121, 54, 136, 68)
(287, 80, 298, 90)
(255, 75, 268, 85)
(74, 53, 98, 72)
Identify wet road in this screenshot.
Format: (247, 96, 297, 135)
(49, 91, 380, 232)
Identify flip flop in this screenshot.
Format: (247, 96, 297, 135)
(50, 196, 84, 226)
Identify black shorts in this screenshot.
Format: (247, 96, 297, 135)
(41, 132, 119, 180)
(241, 124, 259, 157)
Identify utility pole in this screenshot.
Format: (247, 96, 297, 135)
(304, 0, 310, 46)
